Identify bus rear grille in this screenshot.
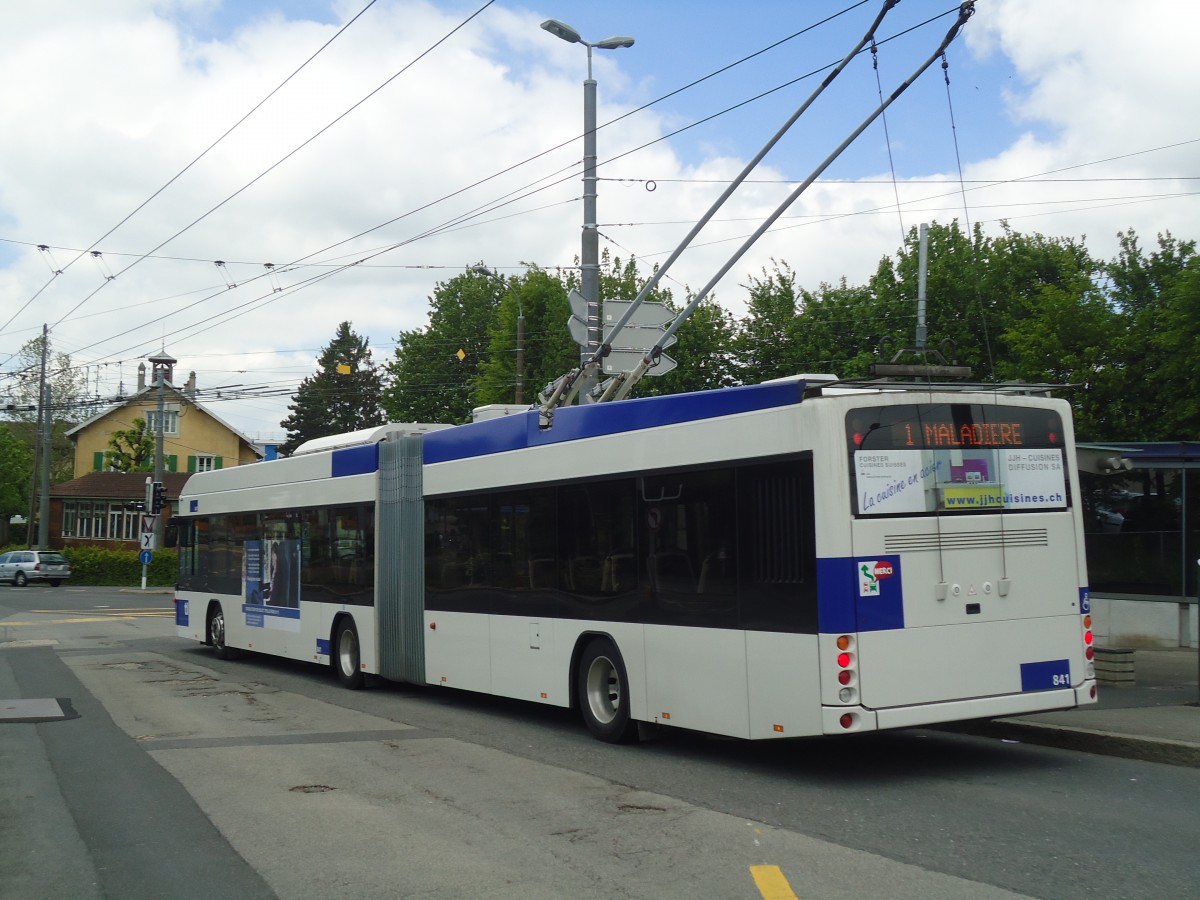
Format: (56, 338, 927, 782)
(885, 528, 1048, 553)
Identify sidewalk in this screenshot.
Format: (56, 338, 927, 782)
(957, 648, 1200, 767)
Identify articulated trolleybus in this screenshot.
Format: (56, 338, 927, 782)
(174, 376, 1097, 742)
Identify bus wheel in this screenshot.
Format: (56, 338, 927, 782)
(334, 618, 365, 690)
(578, 637, 636, 743)
(209, 603, 237, 660)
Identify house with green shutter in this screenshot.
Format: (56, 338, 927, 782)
(48, 354, 264, 548)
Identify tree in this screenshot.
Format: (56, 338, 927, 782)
(733, 261, 808, 383)
(473, 268, 575, 407)
(2, 333, 91, 485)
(382, 269, 501, 424)
(636, 297, 740, 396)
(105, 417, 155, 472)
(1102, 230, 1199, 440)
(0, 426, 32, 545)
(279, 322, 384, 456)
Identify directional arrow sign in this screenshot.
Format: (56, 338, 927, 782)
(601, 349, 677, 376)
(604, 323, 677, 351)
(603, 299, 674, 328)
(567, 314, 588, 346)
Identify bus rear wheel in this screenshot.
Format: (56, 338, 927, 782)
(577, 637, 637, 743)
(334, 618, 364, 690)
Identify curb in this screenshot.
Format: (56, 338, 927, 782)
(945, 718, 1200, 768)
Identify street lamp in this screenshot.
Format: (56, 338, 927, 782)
(473, 266, 526, 404)
(540, 18, 634, 402)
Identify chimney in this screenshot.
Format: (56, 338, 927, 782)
(186, 371, 197, 397)
(137, 363, 146, 392)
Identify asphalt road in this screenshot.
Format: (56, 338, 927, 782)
(3, 586, 1198, 899)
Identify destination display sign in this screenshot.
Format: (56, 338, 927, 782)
(847, 404, 1064, 451)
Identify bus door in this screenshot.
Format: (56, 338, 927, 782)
(846, 402, 1083, 708)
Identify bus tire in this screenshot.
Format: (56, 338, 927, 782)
(577, 637, 637, 743)
(334, 618, 365, 690)
(209, 602, 237, 660)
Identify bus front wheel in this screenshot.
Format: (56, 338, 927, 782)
(209, 603, 237, 660)
(577, 637, 637, 743)
(333, 618, 365, 690)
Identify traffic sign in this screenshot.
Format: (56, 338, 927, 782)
(601, 348, 677, 376)
(567, 288, 593, 348)
(602, 299, 674, 328)
(603, 323, 677, 351)
(140, 532, 157, 551)
(141, 514, 158, 534)
(139, 549, 153, 565)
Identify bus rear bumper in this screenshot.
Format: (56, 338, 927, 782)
(824, 680, 1097, 734)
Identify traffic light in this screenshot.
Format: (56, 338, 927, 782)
(151, 481, 167, 514)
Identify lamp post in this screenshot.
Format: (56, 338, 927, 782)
(540, 18, 634, 402)
(473, 266, 525, 404)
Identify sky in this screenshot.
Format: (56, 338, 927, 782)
(1, 0, 1198, 443)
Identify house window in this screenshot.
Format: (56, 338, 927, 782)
(145, 409, 180, 436)
(63, 500, 140, 541)
(196, 455, 215, 472)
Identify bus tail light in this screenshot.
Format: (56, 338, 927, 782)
(1082, 615, 1095, 678)
(834, 635, 857, 704)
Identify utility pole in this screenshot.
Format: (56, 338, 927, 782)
(147, 350, 175, 547)
(37, 381, 51, 549)
(539, 19, 634, 404)
(26, 324, 48, 547)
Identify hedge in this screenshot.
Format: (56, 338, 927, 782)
(0, 545, 178, 588)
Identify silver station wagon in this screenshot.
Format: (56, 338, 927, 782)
(0, 550, 72, 586)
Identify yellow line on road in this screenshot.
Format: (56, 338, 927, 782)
(3, 614, 170, 627)
(750, 865, 799, 900)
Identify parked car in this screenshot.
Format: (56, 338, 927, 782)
(0, 549, 72, 586)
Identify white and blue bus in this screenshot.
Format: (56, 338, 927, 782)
(173, 377, 1097, 741)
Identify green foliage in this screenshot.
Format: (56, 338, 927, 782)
(382, 270, 501, 424)
(0, 545, 179, 587)
(368, 222, 1198, 446)
(0, 426, 32, 546)
(106, 417, 155, 471)
(280, 321, 384, 455)
(474, 268, 575, 407)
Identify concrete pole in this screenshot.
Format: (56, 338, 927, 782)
(578, 60, 600, 403)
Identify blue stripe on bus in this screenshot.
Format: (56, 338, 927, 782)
(817, 555, 905, 633)
(423, 379, 806, 464)
(332, 443, 379, 477)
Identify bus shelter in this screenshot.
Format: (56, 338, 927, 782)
(1077, 442, 1200, 647)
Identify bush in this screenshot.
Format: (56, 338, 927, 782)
(58, 545, 177, 587)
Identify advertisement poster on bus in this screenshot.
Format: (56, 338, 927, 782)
(857, 448, 1067, 515)
(242, 538, 301, 628)
(854, 450, 939, 515)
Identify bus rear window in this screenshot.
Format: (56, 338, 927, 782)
(846, 403, 1069, 517)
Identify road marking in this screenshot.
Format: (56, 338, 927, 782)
(750, 865, 799, 900)
(3, 612, 172, 627)
(30, 608, 173, 618)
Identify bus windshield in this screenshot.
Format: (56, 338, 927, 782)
(846, 403, 1069, 517)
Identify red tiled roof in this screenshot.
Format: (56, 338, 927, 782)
(49, 471, 192, 499)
